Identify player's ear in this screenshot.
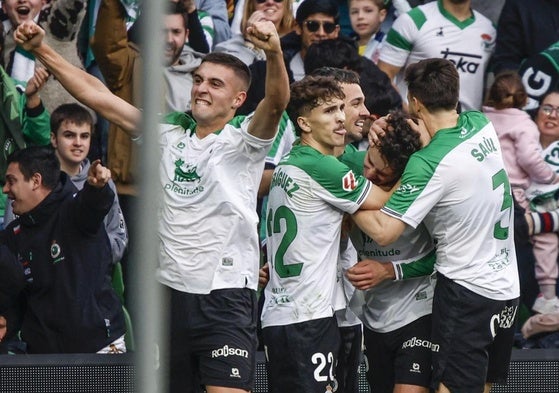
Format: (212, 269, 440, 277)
(297, 116, 311, 133)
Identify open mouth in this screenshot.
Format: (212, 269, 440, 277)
(16, 6, 31, 16)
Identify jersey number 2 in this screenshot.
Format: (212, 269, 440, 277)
(267, 206, 303, 277)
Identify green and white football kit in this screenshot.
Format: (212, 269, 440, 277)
(262, 143, 372, 392)
(156, 112, 273, 391)
(382, 111, 520, 391)
(380, 0, 495, 111)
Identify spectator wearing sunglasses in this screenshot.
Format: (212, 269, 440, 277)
(238, 0, 342, 115)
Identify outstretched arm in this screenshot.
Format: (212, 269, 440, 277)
(245, 20, 289, 140)
(352, 209, 406, 246)
(14, 21, 141, 135)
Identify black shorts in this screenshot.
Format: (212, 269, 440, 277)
(363, 314, 432, 393)
(263, 317, 341, 393)
(167, 287, 258, 393)
(337, 324, 363, 393)
(431, 273, 519, 393)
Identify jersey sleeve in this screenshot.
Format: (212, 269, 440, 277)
(382, 152, 442, 228)
(379, 8, 425, 67)
(310, 155, 372, 214)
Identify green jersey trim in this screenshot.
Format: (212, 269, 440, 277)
(437, 0, 475, 30)
(386, 28, 413, 52)
(281, 145, 370, 203)
(408, 7, 427, 30)
(395, 249, 436, 280)
(385, 111, 491, 215)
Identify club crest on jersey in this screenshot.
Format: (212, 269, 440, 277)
(480, 33, 495, 52)
(50, 241, 65, 264)
(342, 171, 357, 191)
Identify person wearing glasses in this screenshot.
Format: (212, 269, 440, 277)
(483, 74, 559, 317)
(522, 90, 559, 314)
(377, 0, 494, 112)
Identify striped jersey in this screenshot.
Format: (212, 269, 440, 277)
(379, 0, 495, 111)
(261, 144, 372, 327)
(382, 111, 520, 300)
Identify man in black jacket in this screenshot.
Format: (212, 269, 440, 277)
(0, 146, 126, 353)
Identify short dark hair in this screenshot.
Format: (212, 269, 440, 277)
(200, 52, 252, 90)
(377, 109, 422, 177)
(166, 0, 188, 30)
(405, 58, 459, 112)
(296, 0, 339, 24)
(304, 38, 361, 74)
(287, 75, 345, 136)
(310, 67, 360, 85)
(7, 146, 60, 191)
(50, 103, 94, 135)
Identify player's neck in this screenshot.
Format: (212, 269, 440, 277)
(422, 110, 459, 137)
(443, 0, 473, 22)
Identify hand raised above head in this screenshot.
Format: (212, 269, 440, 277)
(245, 20, 281, 54)
(13, 21, 45, 52)
(87, 159, 112, 188)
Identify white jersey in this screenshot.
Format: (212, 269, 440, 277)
(261, 144, 372, 328)
(350, 224, 435, 333)
(379, 1, 495, 111)
(382, 111, 520, 300)
(156, 112, 271, 294)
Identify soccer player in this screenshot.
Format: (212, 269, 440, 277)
(353, 58, 520, 393)
(344, 110, 435, 393)
(260, 74, 389, 392)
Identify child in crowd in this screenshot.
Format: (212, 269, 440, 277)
(348, 0, 389, 62)
(483, 72, 559, 314)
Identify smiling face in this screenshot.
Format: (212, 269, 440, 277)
(298, 97, 346, 154)
(349, 0, 386, 42)
(3, 162, 38, 215)
(536, 92, 559, 149)
(254, 0, 285, 28)
(341, 82, 370, 143)
(163, 13, 188, 67)
(2, 0, 45, 26)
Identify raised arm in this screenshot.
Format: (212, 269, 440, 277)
(14, 21, 141, 135)
(245, 20, 289, 140)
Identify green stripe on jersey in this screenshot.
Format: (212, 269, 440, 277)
(280, 145, 368, 201)
(408, 7, 427, 30)
(268, 112, 293, 158)
(437, 0, 475, 29)
(385, 111, 491, 212)
(386, 28, 413, 52)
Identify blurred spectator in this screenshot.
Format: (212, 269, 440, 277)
(1, 146, 126, 353)
(377, 0, 495, 111)
(348, 0, 388, 62)
(304, 37, 402, 136)
(214, 0, 295, 65)
(492, 0, 559, 75)
(238, 0, 341, 114)
(2, 0, 88, 113)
